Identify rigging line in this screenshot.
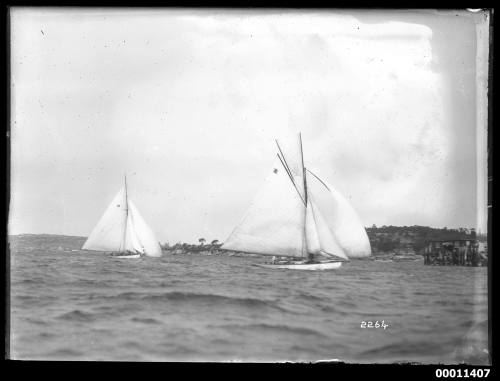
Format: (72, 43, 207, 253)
(276, 137, 307, 257)
(305, 168, 331, 192)
(277, 153, 306, 205)
(299, 133, 308, 204)
(275, 139, 306, 204)
(275, 140, 295, 180)
(276, 152, 295, 185)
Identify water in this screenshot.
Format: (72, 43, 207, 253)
(9, 234, 489, 363)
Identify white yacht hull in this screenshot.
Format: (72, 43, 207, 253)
(255, 261, 343, 270)
(114, 254, 141, 259)
(109, 252, 142, 259)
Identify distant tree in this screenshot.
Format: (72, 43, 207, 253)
(211, 239, 219, 245)
(378, 239, 399, 252)
(372, 224, 377, 229)
(199, 238, 206, 246)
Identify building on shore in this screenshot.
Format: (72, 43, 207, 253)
(423, 239, 487, 266)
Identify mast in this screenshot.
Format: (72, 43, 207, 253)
(120, 174, 129, 252)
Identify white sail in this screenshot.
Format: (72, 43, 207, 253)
(222, 159, 307, 258)
(223, 134, 369, 262)
(82, 188, 128, 252)
(309, 196, 348, 260)
(306, 170, 371, 258)
(127, 200, 163, 257)
(123, 210, 145, 254)
(82, 185, 163, 257)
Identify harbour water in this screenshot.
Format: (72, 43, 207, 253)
(9, 234, 489, 363)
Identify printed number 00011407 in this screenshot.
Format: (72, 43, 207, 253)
(360, 320, 388, 329)
(436, 369, 490, 378)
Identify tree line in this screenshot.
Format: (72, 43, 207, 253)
(161, 238, 222, 251)
(159, 226, 487, 254)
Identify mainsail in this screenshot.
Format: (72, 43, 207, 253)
(222, 133, 370, 260)
(221, 159, 307, 258)
(82, 179, 162, 257)
(82, 188, 128, 252)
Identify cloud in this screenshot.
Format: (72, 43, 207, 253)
(9, 9, 486, 242)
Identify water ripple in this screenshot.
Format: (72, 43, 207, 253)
(8, 235, 489, 363)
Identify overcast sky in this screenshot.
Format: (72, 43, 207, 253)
(9, 8, 490, 244)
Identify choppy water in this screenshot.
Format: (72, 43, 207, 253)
(9, 234, 489, 363)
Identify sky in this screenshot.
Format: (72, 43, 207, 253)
(9, 8, 490, 244)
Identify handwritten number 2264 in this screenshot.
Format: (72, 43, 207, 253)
(360, 320, 388, 329)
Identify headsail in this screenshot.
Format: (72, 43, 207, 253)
(306, 169, 371, 258)
(123, 209, 144, 254)
(305, 199, 321, 254)
(221, 158, 307, 258)
(127, 200, 163, 257)
(309, 195, 348, 260)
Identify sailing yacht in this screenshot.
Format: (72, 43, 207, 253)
(221, 133, 371, 270)
(82, 176, 163, 258)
